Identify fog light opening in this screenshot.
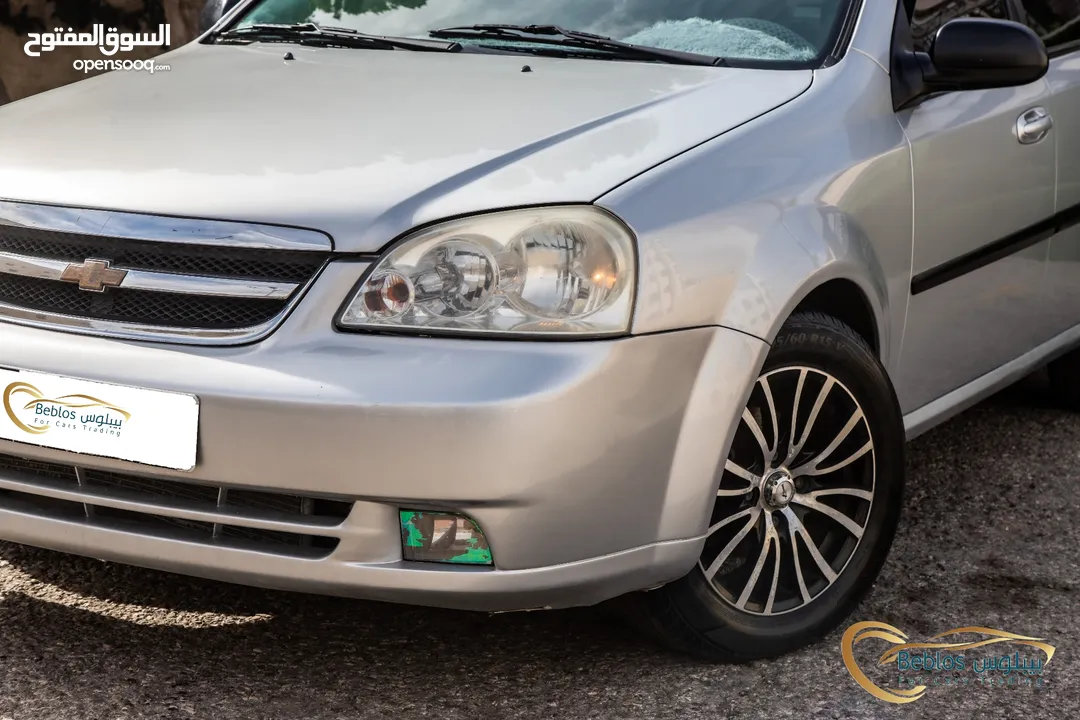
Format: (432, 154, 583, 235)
(399, 510, 493, 566)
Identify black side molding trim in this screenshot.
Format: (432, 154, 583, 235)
(911, 202, 1080, 296)
(1059, 201, 1080, 234)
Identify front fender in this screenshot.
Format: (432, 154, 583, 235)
(598, 54, 914, 545)
(599, 53, 913, 376)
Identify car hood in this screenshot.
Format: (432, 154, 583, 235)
(0, 44, 811, 252)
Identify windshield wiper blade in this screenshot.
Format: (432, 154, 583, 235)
(429, 24, 724, 66)
(216, 22, 461, 53)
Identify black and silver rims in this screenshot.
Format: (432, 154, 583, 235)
(631, 313, 905, 661)
(702, 365, 875, 616)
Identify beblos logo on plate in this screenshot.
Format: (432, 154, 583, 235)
(3, 381, 131, 438)
(0, 369, 197, 472)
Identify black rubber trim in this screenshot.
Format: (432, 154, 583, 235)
(211, 0, 863, 72)
(823, 0, 864, 67)
(911, 201, 1080, 296)
(1060, 201, 1080, 233)
(1048, 39, 1080, 58)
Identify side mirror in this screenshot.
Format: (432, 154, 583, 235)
(928, 18, 1048, 89)
(893, 18, 1049, 110)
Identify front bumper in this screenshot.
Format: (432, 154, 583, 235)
(0, 263, 767, 611)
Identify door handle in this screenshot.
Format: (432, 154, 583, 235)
(1017, 107, 1053, 144)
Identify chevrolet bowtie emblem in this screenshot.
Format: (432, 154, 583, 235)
(59, 259, 128, 292)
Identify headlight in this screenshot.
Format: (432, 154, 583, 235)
(337, 206, 636, 336)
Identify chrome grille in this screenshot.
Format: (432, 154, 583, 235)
(0, 200, 333, 344)
(0, 226, 325, 281)
(0, 451, 353, 559)
(0, 274, 287, 329)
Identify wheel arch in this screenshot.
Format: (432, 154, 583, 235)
(712, 202, 895, 367)
(791, 279, 881, 355)
(764, 266, 888, 361)
(654, 209, 899, 545)
(599, 51, 913, 548)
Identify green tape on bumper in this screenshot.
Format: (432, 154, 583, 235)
(399, 511, 493, 565)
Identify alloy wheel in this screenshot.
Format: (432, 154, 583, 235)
(699, 366, 876, 616)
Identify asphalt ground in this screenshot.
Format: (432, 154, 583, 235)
(0, 370, 1075, 719)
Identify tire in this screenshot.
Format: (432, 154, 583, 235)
(624, 312, 905, 661)
(1047, 349, 1080, 410)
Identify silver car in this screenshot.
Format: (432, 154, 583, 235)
(0, 0, 1077, 660)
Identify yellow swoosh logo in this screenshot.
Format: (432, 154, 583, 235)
(842, 622, 928, 703)
(3, 381, 130, 435)
(842, 621, 1056, 704)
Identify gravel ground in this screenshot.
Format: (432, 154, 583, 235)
(0, 371, 1075, 720)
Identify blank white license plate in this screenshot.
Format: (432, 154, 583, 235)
(0, 368, 198, 471)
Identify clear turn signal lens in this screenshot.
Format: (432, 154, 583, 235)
(358, 270, 414, 319)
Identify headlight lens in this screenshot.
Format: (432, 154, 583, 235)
(338, 206, 636, 336)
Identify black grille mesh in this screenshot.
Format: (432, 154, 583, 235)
(0, 224, 329, 331)
(0, 454, 78, 483)
(0, 452, 351, 557)
(0, 227, 327, 282)
(0, 274, 284, 329)
(83, 468, 222, 505)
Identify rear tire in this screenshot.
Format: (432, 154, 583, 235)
(625, 312, 905, 661)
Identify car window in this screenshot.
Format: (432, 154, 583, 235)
(910, 0, 1012, 52)
(1018, 0, 1080, 49)
(233, 0, 855, 67)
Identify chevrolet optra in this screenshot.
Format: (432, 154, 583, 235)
(0, 0, 1077, 659)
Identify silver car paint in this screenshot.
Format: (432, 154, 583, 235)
(601, 51, 912, 380)
(895, 78, 1056, 412)
(847, 0, 896, 73)
(0, 272, 766, 579)
(0, 44, 811, 251)
(0, 0, 1077, 610)
(1044, 51, 1080, 340)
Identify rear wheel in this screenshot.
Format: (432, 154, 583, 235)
(628, 312, 905, 661)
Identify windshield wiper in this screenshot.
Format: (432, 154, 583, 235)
(215, 22, 462, 53)
(429, 24, 724, 66)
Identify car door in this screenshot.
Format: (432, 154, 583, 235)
(1020, 1, 1080, 337)
(892, 0, 1058, 414)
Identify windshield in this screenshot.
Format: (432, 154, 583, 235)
(231, 0, 855, 66)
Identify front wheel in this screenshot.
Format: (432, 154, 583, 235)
(627, 312, 905, 661)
